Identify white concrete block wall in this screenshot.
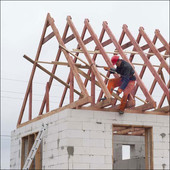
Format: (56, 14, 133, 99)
(10, 109, 169, 169)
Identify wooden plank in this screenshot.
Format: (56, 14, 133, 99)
(28, 135, 34, 169)
(155, 29, 170, 53)
(42, 31, 55, 44)
(59, 45, 90, 67)
(46, 82, 49, 112)
(159, 69, 165, 83)
(135, 95, 147, 104)
(149, 128, 154, 169)
(112, 125, 114, 169)
(21, 137, 26, 169)
(77, 68, 100, 87)
(132, 63, 160, 68)
(36, 61, 88, 69)
(153, 106, 169, 113)
(98, 30, 125, 104)
(114, 30, 134, 104)
(116, 127, 135, 135)
(145, 128, 149, 170)
(91, 71, 95, 105)
(139, 27, 169, 72)
(48, 14, 89, 97)
(140, 44, 149, 51)
(103, 22, 156, 108)
(81, 106, 169, 115)
(131, 102, 155, 111)
(113, 124, 152, 128)
(59, 25, 87, 107)
(113, 126, 146, 136)
(113, 127, 127, 131)
(97, 71, 111, 102)
(29, 84, 32, 121)
(17, 13, 49, 126)
(82, 27, 112, 103)
(39, 22, 70, 115)
(70, 70, 74, 103)
(121, 41, 132, 50)
(131, 34, 158, 97)
(149, 51, 169, 103)
(94, 98, 114, 108)
(123, 25, 169, 101)
(130, 129, 145, 136)
(60, 46, 110, 80)
(101, 39, 112, 47)
(63, 34, 75, 44)
(90, 96, 135, 109)
(17, 96, 92, 128)
(23, 55, 83, 97)
(158, 75, 169, 108)
(95, 96, 121, 108)
(80, 27, 114, 103)
(83, 36, 93, 45)
(71, 48, 169, 57)
(67, 17, 112, 99)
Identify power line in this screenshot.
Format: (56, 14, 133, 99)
(1, 90, 63, 98)
(1, 77, 61, 87)
(1, 78, 165, 98)
(1, 96, 60, 103)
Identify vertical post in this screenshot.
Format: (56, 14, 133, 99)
(29, 84, 32, 121)
(149, 128, 154, 170)
(145, 128, 149, 169)
(70, 69, 74, 103)
(28, 135, 34, 169)
(112, 126, 114, 169)
(91, 71, 95, 105)
(46, 82, 49, 112)
(21, 137, 25, 169)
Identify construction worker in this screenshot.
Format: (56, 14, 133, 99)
(101, 55, 136, 114)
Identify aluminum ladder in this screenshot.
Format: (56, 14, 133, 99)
(22, 123, 48, 170)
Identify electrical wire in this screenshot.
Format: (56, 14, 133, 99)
(1, 78, 165, 98)
(1, 90, 63, 98)
(1, 96, 59, 103)
(1, 77, 61, 87)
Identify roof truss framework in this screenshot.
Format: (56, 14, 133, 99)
(17, 13, 170, 127)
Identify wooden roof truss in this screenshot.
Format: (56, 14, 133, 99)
(17, 13, 169, 127)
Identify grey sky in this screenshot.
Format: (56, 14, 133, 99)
(1, 1, 169, 169)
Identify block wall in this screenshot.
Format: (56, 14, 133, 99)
(10, 109, 169, 169)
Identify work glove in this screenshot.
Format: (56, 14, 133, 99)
(104, 67, 116, 74)
(110, 68, 116, 74)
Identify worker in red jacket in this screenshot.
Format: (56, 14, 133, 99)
(101, 55, 136, 114)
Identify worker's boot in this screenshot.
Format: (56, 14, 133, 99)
(118, 109, 124, 115)
(119, 94, 127, 115)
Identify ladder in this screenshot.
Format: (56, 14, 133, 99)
(22, 123, 48, 170)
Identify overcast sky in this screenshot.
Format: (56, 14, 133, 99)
(1, 1, 169, 169)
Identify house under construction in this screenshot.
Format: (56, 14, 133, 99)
(10, 13, 169, 169)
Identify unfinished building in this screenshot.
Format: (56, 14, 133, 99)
(10, 13, 169, 169)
